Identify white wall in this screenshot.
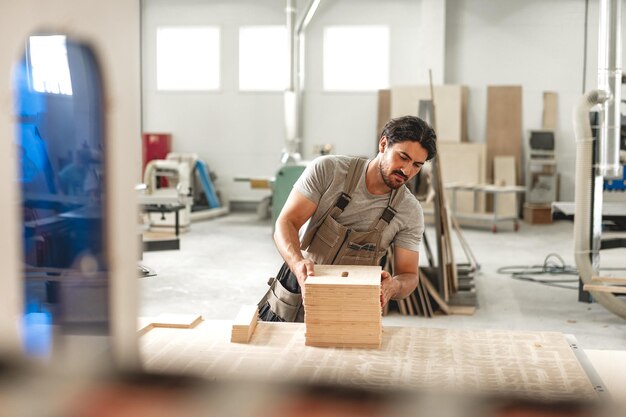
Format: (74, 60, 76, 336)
(142, 0, 446, 202)
(0, 0, 141, 365)
(445, 0, 625, 201)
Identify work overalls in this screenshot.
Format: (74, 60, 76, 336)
(258, 157, 405, 322)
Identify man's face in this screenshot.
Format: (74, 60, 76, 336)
(378, 137, 428, 190)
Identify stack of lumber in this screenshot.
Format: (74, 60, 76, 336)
(231, 305, 259, 344)
(304, 265, 382, 348)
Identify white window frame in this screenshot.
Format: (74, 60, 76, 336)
(323, 25, 390, 92)
(156, 26, 221, 91)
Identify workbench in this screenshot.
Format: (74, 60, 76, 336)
(445, 183, 527, 232)
(138, 193, 186, 251)
(140, 320, 606, 402)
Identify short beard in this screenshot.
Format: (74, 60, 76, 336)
(379, 161, 405, 190)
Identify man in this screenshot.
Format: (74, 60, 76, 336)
(258, 115, 437, 322)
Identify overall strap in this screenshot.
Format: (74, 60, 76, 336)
(371, 185, 406, 232)
(326, 157, 366, 220)
(300, 157, 367, 249)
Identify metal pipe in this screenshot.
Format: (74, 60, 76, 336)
(573, 90, 626, 319)
(283, 0, 323, 163)
(286, 0, 296, 92)
(297, 0, 321, 35)
(283, 0, 300, 162)
(597, 0, 622, 178)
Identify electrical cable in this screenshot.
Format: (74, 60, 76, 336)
(497, 253, 580, 290)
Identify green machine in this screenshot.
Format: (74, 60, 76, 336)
(271, 163, 307, 226)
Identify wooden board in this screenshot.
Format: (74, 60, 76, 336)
(542, 91, 558, 130)
(493, 155, 518, 217)
(376, 89, 391, 150)
(391, 85, 468, 142)
(140, 321, 599, 402)
(486, 86, 523, 185)
(583, 284, 626, 294)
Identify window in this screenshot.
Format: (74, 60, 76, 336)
(156, 26, 220, 91)
(239, 26, 288, 91)
(323, 26, 389, 92)
(28, 35, 73, 95)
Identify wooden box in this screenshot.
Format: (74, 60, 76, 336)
(523, 203, 552, 224)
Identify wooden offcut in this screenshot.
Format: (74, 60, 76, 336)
(231, 304, 259, 343)
(304, 265, 382, 348)
(137, 313, 203, 335)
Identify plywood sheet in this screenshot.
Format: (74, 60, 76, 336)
(141, 321, 598, 402)
(438, 143, 487, 214)
(486, 86, 523, 185)
(391, 85, 468, 142)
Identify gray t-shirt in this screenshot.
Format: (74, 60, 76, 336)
(294, 155, 423, 252)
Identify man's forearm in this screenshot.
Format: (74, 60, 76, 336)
(273, 218, 305, 270)
(390, 273, 419, 299)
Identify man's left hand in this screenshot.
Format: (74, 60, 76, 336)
(380, 270, 399, 307)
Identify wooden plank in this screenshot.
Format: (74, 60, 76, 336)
(486, 86, 523, 186)
(376, 89, 391, 150)
(414, 279, 428, 317)
(449, 305, 476, 316)
(493, 155, 518, 217)
(542, 91, 558, 130)
(409, 293, 422, 316)
(583, 284, 626, 294)
(421, 277, 434, 317)
(428, 78, 456, 302)
(420, 270, 451, 315)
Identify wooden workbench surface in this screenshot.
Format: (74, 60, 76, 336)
(140, 320, 600, 402)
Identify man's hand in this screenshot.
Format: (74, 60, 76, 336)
(293, 259, 315, 298)
(380, 270, 400, 307)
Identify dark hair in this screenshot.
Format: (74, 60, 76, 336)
(381, 115, 437, 161)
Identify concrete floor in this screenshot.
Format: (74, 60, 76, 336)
(140, 211, 626, 350)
